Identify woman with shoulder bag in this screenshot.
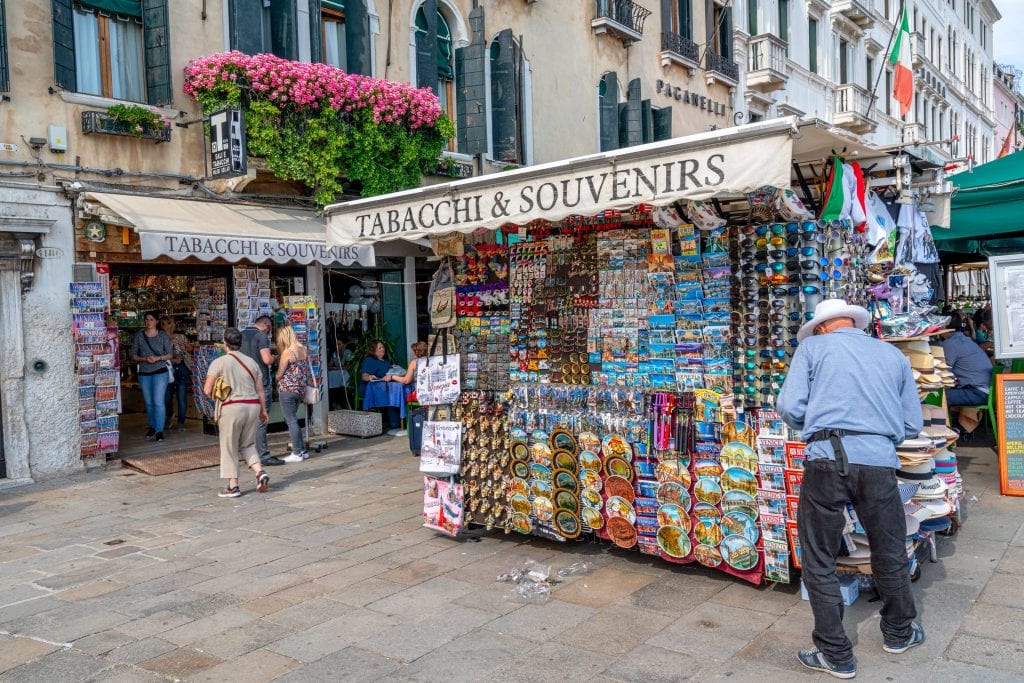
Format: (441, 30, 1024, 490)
(276, 325, 315, 463)
(204, 328, 270, 498)
(161, 316, 193, 432)
(130, 311, 174, 442)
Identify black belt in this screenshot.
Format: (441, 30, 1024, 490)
(807, 428, 880, 477)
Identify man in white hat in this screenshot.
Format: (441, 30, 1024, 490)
(778, 299, 926, 679)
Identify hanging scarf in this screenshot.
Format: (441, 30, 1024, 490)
(819, 156, 846, 221)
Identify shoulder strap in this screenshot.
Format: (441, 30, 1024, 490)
(141, 332, 157, 356)
(228, 352, 259, 392)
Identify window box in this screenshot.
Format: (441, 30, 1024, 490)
(81, 110, 171, 143)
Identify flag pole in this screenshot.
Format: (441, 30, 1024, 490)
(866, 0, 904, 121)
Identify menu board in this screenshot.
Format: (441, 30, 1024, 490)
(996, 375, 1024, 496)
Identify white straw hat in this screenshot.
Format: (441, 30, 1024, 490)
(797, 299, 871, 342)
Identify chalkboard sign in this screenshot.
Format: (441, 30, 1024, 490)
(996, 375, 1024, 497)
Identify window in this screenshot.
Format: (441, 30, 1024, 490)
(322, 2, 347, 70)
(489, 30, 526, 164)
(417, 8, 453, 114)
(885, 70, 892, 115)
(675, 0, 692, 38)
(748, 0, 757, 35)
(866, 56, 873, 90)
(598, 72, 619, 152)
(777, 0, 788, 48)
(73, 7, 146, 102)
(712, 2, 733, 59)
(839, 39, 848, 84)
(808, 18, 818, 73)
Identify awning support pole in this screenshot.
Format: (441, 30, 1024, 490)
(792, 162, 818, 215)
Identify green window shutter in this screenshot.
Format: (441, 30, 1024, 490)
(229, 0, 267, 55)
(415, 0, 438, 91)
(455, 6, 487, 156)
(660, 0, 672, 35)
(720, 6, 732, 59)
(653, 106, 672, 141)
(51, 0, 76, 91)
(748, 0, 757, 35)
(678, 0, 691, 38)
(490, 29, 520, 163)
(309, 0, 323, 64)
(0, 0, 8, 93)
(641, 98, 653, 144)
(345, 0, 371, 75)
(599, 71, 618, 152)
(618, 102, 629, 149)
(142, 0, 172, 105)
(624, 78, 642, 147)
(269, 0, 298, 61)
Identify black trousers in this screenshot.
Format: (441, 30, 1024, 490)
(798, 458, 917, 666)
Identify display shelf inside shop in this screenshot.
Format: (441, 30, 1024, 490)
(880, 329, 952, 343)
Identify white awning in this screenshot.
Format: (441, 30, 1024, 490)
(325, 118, 800, 246)
(84, 192, 375, 266)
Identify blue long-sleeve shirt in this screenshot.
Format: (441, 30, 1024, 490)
(938, 331, 992, 393)
(776, 328, 923, 469)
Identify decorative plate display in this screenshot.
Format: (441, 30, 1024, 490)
(694, 458, 723, 479)
(578, 431, 601, 452)
(532, 496, 554, 522)
(693, 478, 723, 506)
(530, 480, 552, 499)
(531, 442, 552, 465)
(580, 469, 603, 491)
(510, 442, 529, 462)
(531, 429, 550, 445)
(581, 506, 604, 529)
(604, 475, 635, 502)
(657, 525, 692, 558)
(656, 481, 691, 511)
(721, 467, 758, 496)
(692, 503, 722, 521)
(603, 455, 633, 481)
(510, 478, 529, 497)
(510, 427, 528, 443)
(510, 494, 531, 516)
(511, 461, 530, 479)
(553, 468, 579, 492)
(722, 511, 759, 543)
(530, 463, 552, 482)
(553, 449, 578, 472)
(551, 430, 578, 454)
(693, 519, 724, 546)
(721, 534, 759, 571)
(655, 460, 692, 488)
(657, 503, 692, 532)
(580, 487, 602, 508)
(720, 442, 758, 472)
(553, 510, 582, 539)
(693, 543, 723, 568)
(605, 496, 637, 524)
(606, 516, 637, 549)
(511, 512, 533, 535)
(554, 488, 580, 513)
(602, 434, 632, 460)
(579, 450, 601, 470)
(721, 490, 759, 519)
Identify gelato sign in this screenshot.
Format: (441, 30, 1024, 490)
(141, 232, 375, 266)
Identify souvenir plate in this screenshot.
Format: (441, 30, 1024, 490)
(580, 487, 602, 508)
(511, 512, 533, 535)
(602, 434, 632, 460)
(692, 502, 722, 521)
(605, 496, 637, 524)
(604, 456, 633, 481)
(510, 494, 531, 516)
(580, 469, 603, 491)
(578, 431, 601, 452)
(553, 510, 582, 539)
(532, 496, 554, 522)
(604, 475, 635, 502)
(510, 442, 529, 462)
(693, 478, 723, 506)
(720, 442, 758, 472)
(531, 480, 552, 499)
(554, 488, 580, 513)
(722, 511, 759, 543)
(657, 503, 692, 532)
(721, 534, 759, 571)
(581, 506, 604, 529)
(721, 490, 759, 519)
(551, 430, 578, 454)
(510, 427, 528, 442)
(656, 481, 691, 510)
(721, 467, 758, 496)
(511, 460, 530, 479)
(510, 478, 529, 497)
(606, 516, 637, 549)
(531, 429, 551, 445)
(553, 468, 579, 491)
(655, 459, 692, 488)
(530, 463, 552, 482)
(693, 543, 723, 568)
(531, 442, 552, 465)
(553, 449, 578, 472)
(579, 450, 601, 470)
(694, 458, 723, 478)
(657, 525, 692, 559)
(693, 519, 724, 546)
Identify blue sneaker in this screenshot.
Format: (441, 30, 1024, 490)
(797, 648, 856, 679)
(883, 621, 926, 654)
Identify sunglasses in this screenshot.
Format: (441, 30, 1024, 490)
(769, 247, 817, 260)
(786, 259, 819, 272)
(740, 336, 768, 346)
(788, 273, 823, 284)
(760, 360, 787, 370)
(756, 236, 786, 248)
(760, 348, 788, 359)
(787, 311, 816, 321)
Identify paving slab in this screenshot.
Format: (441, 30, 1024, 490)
(136, 646, 222, 678)
(0, 648, 109, 682)
(551, 566, 657, 609)
(944, 633, 1024, 674)
(103, 637, 178, 665)
(0, 636, 60, 674)
(264, 608, 399, 663)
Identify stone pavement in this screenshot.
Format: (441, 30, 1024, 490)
(1, 437, 1022, 682)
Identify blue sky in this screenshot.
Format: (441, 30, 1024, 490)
(994, 1, 1024, 70)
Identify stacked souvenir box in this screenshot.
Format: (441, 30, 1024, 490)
(71, 282, 119, 459)
(590, 230, 650, 387)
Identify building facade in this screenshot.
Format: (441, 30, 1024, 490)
(733, 0, 1000, 166)
(992, 63, 1024, 157)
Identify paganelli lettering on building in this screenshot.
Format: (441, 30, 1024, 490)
(655, 80, 729, 117)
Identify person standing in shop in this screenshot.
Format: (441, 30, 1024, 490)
(130, 311, 174, 443)
(241, 315, 283, 466)
(777, 298, 925, 680)
(939, 310, 993, 406)
(204, 327, 270, 498)
(160, 316, 193, 432)
(276, 324, 315, 463)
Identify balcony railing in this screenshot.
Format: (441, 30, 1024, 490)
(81, 110, 172, 143)
(833, 83, 877, 133)
(747, 34, 789, 91)
(902, 123, 925, 144)
(661, 31, 700, 65)
(593, 0, 652, 43)
(704, 51, 739, 84)
(912, 32, 925, 67)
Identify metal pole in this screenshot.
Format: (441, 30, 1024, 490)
(866, 0, 903, 120)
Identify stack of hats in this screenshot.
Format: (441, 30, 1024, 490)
(897, 457, 952, 524)
(920, 405, 959, 442)
(897, 341, 956, 397)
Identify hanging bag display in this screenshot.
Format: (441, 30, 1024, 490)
(415, 331, 461, 405)
(427, 260, 457, 329)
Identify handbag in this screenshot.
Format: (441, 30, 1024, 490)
(427, 260, 457, 329)
(303, 361, 320, 405)
(212, 353, 259, 420)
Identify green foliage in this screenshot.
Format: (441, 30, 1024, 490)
(106, 104, 168, 138)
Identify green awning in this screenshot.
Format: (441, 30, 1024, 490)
(79, 0, 142, 18)
(323, 0, 344, 11)
(935, 150, 1024, 246)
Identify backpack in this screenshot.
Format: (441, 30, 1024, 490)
(427, 260, 457, 329)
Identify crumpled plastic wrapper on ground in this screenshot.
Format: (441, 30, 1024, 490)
(496, 559, 590, 604)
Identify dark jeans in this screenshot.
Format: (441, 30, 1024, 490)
(798, 458, 917, 667)
(945, 385, 988, 407)
(165, 364, 191, 425)
(256, 381, 272, 460)
(383, 406, 400, 430)
(280, 391, 305, 454)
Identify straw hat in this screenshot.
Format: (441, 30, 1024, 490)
(797, 299, 871, 342)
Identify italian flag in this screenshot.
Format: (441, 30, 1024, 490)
(889, 7, 913, 117)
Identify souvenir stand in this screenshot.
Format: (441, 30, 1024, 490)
(326, 118, 963, 589)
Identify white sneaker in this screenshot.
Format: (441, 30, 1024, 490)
(281, 453, 304, 463)
(386, 428, 407, 437)
(300, 451, 310, 460)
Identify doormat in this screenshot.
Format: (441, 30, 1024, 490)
(121, 445, 220, 476)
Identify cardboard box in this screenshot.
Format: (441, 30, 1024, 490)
(801, 576, 860, 606)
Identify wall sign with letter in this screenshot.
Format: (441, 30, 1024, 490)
(209, 108, 247, 179)
(996, 374, 1024, 496)
(139, 231, 375, 267)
